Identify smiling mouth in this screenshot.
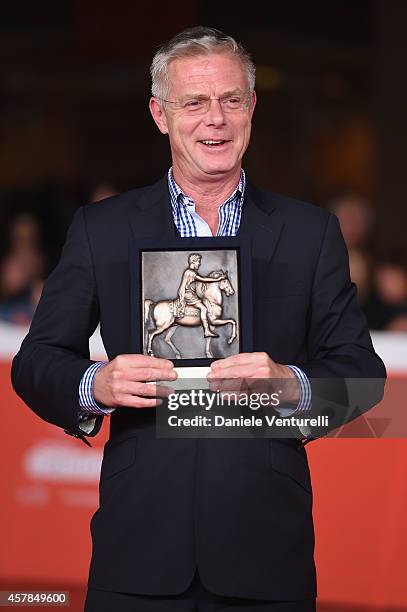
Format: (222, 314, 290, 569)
(198, 139, 230, 147)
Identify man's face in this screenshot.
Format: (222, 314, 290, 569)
(150, 53, 256, 182)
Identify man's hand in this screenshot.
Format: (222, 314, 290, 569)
(207, 352, 300, 404)
(93, 354, 177, 408)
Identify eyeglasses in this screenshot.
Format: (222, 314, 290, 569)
(159, 93, 251, 115)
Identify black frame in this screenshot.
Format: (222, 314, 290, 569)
(130, 237, 253, 367)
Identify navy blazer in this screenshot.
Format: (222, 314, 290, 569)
(11, 177, 386, 600)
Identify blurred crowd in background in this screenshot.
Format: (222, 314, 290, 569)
(0, 183, 406, 331)
(1, 3, 407, 335)
(0, 182, 118, 327)
(330, 193, 407, 331)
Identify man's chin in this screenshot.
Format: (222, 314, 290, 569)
(197, 161, 239, 178)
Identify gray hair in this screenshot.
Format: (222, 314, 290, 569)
(150, 26, 256, 100)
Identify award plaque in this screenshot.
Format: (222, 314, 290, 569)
(130, 238, 252, 377)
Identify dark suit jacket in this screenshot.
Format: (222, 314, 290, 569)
(11, 177, 386, 600)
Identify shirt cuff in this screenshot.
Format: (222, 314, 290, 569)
(277, 366, 311, 439)
(78, 361, 114, 415)
(287, 365, 312, 414)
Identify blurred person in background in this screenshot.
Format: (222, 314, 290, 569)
(7, 213, 45, 283)
(0, 213, 45, 325)
(347, 248, 372, 306)
(0, 213, 45, 297)
(329, 192, 373, 251)
(364, 249, 407, 331)
(89, 182, 119, 203)
(329, 192, 374, 308)
(0, 255, 31, 301)
(0, 277, 44, 326)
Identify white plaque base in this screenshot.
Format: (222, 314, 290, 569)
(173, 366, 211, 390)
(148, 367, 211, 391)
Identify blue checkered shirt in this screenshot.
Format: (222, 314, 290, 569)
(168, 167, 244, 237)
(78, 169, 311, 424)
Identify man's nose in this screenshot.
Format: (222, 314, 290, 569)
(203, 98, 226, 126)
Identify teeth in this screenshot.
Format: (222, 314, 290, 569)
(202, 140, 224, 145)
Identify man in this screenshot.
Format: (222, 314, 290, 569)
(12, 27, 386, 611)
(176, 253, 223, 336)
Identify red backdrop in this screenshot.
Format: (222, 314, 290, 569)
(1, 361, 406, 608)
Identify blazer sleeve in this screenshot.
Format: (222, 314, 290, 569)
(297, 213, 387, 436)
(11, 207, 104, 440)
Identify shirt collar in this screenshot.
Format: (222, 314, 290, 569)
(167, 167, 245, 211)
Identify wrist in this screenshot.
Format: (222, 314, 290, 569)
(279, 365, 300, 403)
(92, 363, 108, 405)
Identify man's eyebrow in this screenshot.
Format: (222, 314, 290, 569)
(179, 88, 245, 100)
(220, 89, 245, 97)
(178, 93, 207, 100)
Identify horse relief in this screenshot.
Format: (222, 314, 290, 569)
(143, 253, 238, 359)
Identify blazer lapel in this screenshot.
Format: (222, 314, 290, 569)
(128, 177, 176, 240)
(239, 182, 285, 264)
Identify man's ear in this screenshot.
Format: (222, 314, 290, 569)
(249, 90, 257, 120)
(149, 97, 169, 134)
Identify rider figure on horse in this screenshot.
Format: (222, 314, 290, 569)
(176, 253, 225, 338)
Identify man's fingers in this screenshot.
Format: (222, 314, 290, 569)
(132, 367, 177, 382)
(116, 381, 174, 398)
(210, 352, 271, 371)
(113, 367, 177, 382)
(208, 364, 260, 379)
(119, 395, 163, 409)
(210, 354, 253, 369)
(208, 378, 249, 393)
(114, 354, 174, 369)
